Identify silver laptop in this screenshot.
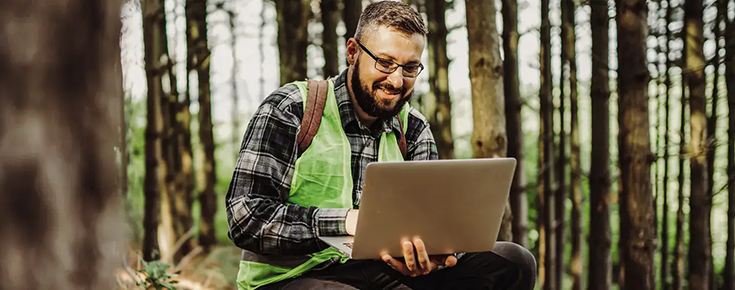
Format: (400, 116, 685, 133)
(319, 157, 516, 260)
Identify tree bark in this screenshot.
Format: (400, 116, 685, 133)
(426, 0, 455, 160)
(322, 0, 340, 77)
(540, 0, 556, 285)
(503, 0, 528, 248)
(0, 1, 124, 289)
(274, 0, 309, 85)
(661, 1, 672, 286)
(617, 0, 656, 287)
(229, 8, 241, 157)
(562, 0, 582, 287)
(343, 0, 362, 41)
(465, 0, 512, 242)
(142, 0, 168, 262)
(724, 0, 735, 287)
(556, 29, 566, 290)
(588, 0, 612, 288)
(684, 0, 711, 286)
(187, 0, 216, 252)
(674, 71, 687, 290)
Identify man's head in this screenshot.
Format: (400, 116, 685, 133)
(346, 1, 427, 120)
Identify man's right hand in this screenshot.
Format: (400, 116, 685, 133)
(346, 209, 359, 235)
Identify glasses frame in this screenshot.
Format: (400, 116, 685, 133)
(356, 40, 424, 78)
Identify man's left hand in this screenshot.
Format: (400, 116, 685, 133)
(381, 237, 457, 277)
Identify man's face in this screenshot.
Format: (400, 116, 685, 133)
(349, 26, 425, 119)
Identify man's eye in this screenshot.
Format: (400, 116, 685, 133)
(377, 59, 394, 68)
(403, 65, 419, 73)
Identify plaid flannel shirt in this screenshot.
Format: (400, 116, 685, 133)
(225, 69, 438, 256)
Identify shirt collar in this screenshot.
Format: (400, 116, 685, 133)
(331, 69, 401, 136)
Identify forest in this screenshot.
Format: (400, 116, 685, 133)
(0, 0, 733, 289)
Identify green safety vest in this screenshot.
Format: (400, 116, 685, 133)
(235, 78, 410, 289)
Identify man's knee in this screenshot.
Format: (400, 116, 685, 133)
(492, 241, 537, 285)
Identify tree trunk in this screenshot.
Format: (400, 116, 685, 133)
(724, 0, 735, 287)
(322, 0, 340, 77)
(562, 0, 582, 287)
(229, 8, 241, 157)
(684, 0, 710, 286)
(588, 0, 612, 288)
(187, 0, 216, 252)
(465, 0, 512, 242)
(540, 0, 556, 285)
(617, 0, 656, 287)
(661, 1, 672, 286)
(426, 0, 455, 160)
(674, 71, 687, 290)
(556, 36, 566, 290)
(142, 0, 168, 262)
(0, 0, 124, 288)
(343, 0, 362, 41)
(274, 0, 309, 85)
(502, 0, 528, 248)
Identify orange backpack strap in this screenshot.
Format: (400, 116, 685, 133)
(296, 78, 408, 160)
(296, 79, 328, 155)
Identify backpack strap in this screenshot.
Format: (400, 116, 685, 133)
(297, 79, 328, 154)
(296, 78, 408, 160)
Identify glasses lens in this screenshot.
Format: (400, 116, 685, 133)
(375, 59, 396, 73)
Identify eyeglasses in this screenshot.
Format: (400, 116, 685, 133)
(356, 40, 424, 78)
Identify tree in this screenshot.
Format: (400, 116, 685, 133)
(660, 0, 672, 286)
(503, 0, 529, 248)
(617, 0, 656, 287)
(187, 0, 217, 252)
(142, 0, 169, 262)
(724, 0, 735, 286)
(465, 0, 513, 242)
(343, 0, 362, 42)
(683, 0, 711, 286)
(274, 0, 310, 85)
(562, 0, 582, 287)
(426, 0, 455, 159)
(539, 0, 556, 285)
(322, 0, 340, 77)
(556, 13, 567, 289)
(588, 0, 612, 289)
(0, 0, 125, 288)
(674, 69, 687, 290)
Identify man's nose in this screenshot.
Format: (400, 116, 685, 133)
(387, 68, 404, 89)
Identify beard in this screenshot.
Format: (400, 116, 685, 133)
(351, 59, 412, 119)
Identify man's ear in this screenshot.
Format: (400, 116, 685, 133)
(346, 38, 358, 65)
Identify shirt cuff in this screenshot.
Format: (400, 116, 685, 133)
(315, 208, 350, 236)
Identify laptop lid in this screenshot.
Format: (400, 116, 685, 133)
(350, 158, 516, 260)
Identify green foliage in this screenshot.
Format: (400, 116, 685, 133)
(137, 258, 178, 290)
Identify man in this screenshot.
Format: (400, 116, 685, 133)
(225, 1, 536, 289)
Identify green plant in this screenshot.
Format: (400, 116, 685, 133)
(137, 259, 178, 290)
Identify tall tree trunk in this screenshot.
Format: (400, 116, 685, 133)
(188, 0, 216, 252)
(142, 0, 168, 262)
(724, 0, 735, 287)
(540, 0, 556, 285)
(0, 0, 124, 288)
(503, 0, 528, 248)
(322, 0, 340, 77)
(229, 8, 240, 157)
(556, 39, 566, 290)
(588, 0, 612, 288)
(426, 0, 455, 160)
(617, 0, 656, 287)
(684, 0, 710, 286)
(661, 1, 672, 286)
(274, 0, 309, 85)
(562, 0, 582, 287)
(343, 0, 362, 41)
(674, 71, 687, 290)
(465, 0, 512, 242)
(708, 1, 722, 287)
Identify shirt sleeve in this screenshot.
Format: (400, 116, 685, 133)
(224, 90, 348, 256)
(405, 108, 439, 161)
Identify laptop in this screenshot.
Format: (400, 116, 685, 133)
(318, 157, 516, 260)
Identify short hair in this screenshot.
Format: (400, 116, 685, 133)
(354, 1, 428, 42)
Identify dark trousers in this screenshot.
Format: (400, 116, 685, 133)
(261, 242, 537, 290)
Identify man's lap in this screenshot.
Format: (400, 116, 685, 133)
(260, 242, 536, 290)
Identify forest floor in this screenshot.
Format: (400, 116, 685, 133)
(115, 244, 242, 290)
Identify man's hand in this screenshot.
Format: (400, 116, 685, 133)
(381, 237, 458, 277)
(345, 209, 359, 235)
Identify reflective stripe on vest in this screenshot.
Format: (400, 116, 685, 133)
(235, 78, 410, 290)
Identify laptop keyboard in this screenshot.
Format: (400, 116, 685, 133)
(343, 242, 353, 249)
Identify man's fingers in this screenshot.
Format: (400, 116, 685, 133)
(413, 238, 431, 274)
(445, 255, 458, 267)
(382, 255, 412, 276)
(402, 240, 418, 274)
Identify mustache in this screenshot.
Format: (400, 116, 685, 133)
(374, 82, 405, 95)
